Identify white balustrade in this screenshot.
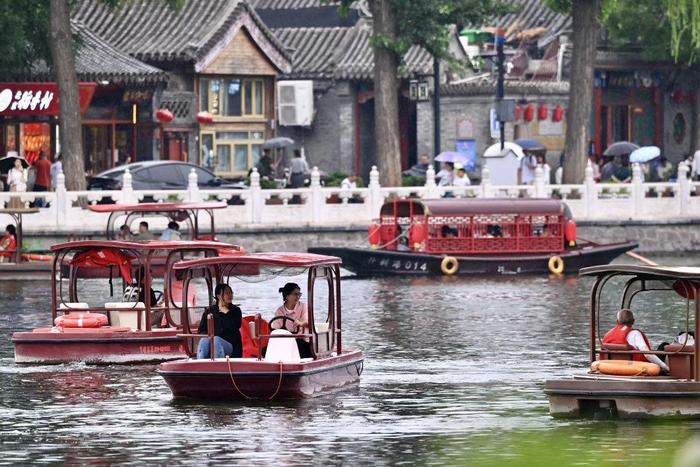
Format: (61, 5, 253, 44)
(1, 163, 699, 234)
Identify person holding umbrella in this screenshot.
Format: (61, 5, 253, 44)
(8, 158, 28, 193)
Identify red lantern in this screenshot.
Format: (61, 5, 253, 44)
(538, 103, 548, 120)
(156, 108, 174, 123)
(552, 105, 564, 122)
(514, 104, 522, 121)
(524, 103, 535, 122)
(196, 111, 214, 124)
(673, 89, 685, 104)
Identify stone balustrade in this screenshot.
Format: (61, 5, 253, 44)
(2, 161, 699, 234)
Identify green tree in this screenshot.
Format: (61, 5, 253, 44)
(339, 0, 510, 185)
(0, 0, 51, 80)
(546, 0, 600, 184)
(602, 0, 700, 153)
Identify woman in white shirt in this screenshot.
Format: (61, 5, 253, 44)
(8, 158, 27, 192)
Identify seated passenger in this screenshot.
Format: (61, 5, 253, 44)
(197, 284, 242, 359)
(160, 221, 182, 241)
(0, 224, 17, 263)
(117, 224, 132, 241)
(137, 221, 155, 240)
(396, 236, 411, 251)
(603, 309, 669, 371)
(441, 225, 458, 238)
(272, 282, 312, 358)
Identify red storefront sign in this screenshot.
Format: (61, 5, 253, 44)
(0, 82, 96, 116)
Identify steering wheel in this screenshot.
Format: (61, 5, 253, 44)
(268, 316, 299, 334)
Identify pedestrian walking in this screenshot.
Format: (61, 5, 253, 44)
(50, 154, 62, 191)
(288, 149, 309, 188)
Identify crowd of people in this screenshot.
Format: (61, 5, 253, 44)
(116, 220, 182, 241)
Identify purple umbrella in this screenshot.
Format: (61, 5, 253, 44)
(435, 151, 468, 164)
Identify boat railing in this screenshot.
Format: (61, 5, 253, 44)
(597, 345, 696, 379)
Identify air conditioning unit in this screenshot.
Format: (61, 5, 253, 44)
(277, 80, 314, 126)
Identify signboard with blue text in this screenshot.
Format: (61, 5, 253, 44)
(455, 139, 477, 171)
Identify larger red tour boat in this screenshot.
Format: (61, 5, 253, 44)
(546, 265, 700, 418)
(310, 198, 637, 276)
(12, 239, 243, 364)
(158, 252, 364, 400)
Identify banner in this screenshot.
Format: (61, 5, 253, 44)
(0, 82, 96, 116)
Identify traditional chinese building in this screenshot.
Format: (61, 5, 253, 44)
(74, 0, 291, 177)
(0, 21, 167, 172)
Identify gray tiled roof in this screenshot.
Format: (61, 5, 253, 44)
(249, 0, 331, 7)
(495, 0, 571, 41)
(274, 27, 354, 79)
(74, 0, 291, 69)
(333, 26, 433, 80)
(73, 21, 166, 84)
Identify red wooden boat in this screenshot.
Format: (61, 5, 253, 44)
(12, 239, 244, 364)
(158, 252, 364, 400)
(545, 265, 700, 418)
(309, 199, 637, 276)
(0, 208, 54, 279)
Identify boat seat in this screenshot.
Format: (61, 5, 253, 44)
(315, 322, 329, 333)
(105, 302, 146, 331)
(314, 322, 331, 354)
(264, 329, 300, 363)
(58, 302, 90, 310)
(665, 343, 695, 380)
(600, 343, 634, 360)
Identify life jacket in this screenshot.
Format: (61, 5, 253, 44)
(240, 316, 271, 358)
(0, 234, 16, 258)
(603, 324, 652, 362)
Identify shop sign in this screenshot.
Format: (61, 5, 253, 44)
(122, 89, 153, 103)
(0, 82, 96, 116)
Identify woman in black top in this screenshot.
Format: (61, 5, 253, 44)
(196, 283, 242, 359)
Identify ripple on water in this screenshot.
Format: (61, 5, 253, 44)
(0, 258, 699, 464)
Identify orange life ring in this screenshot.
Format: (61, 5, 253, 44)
(54, 312, 108, 328)
(440, 256, 459, 275)
(591, 359, 661, 377)
(21, 253, 53, 262)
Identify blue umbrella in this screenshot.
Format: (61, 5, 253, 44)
(435, 151, 468, 164)
(629, 146, 661, 164)
(514, 138, 546, 152)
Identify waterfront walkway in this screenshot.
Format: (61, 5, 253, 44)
(2, 161, 699, 235)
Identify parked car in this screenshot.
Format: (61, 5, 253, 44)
(87, 161, 245, 191)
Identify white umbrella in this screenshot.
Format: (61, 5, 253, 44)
(629, 146, 661, 164)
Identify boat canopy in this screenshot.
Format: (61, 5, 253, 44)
(580, 265, 700, 280)
(88, 201, 228, 214)
(173, 252, 341, 270)
(379, 198, 565, 218)
(51, 239, 233, 253)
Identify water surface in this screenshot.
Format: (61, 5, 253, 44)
(1, 254, 699, 465)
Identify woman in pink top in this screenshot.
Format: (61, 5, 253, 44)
(272, 282, 312, 358)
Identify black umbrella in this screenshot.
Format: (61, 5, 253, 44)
(0, 156, 29, 173)
(261, 137, 295, 150)
(603, 141, 639, 157)
(514, 138, 547, 152)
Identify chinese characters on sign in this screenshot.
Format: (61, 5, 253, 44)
(0, 83, 96, 116)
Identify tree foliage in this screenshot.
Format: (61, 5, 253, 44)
(339, 0, 513, 59)
(0, 0, 51, 80)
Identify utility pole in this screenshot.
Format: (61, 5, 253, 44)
(496, 28, 506, 150)
(433, 57, 441, 155)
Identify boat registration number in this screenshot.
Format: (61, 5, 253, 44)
(368, 257, 428, 271)
(139, 345, 174, 354)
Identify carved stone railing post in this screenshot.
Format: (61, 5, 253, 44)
(678, 161, 690, 216)
(310, 166, 322, 224)
(583, 160, 596, 218)
(632, 163, 644, 216)
(368, 166, 382, 218)
(120, 168, 137, 205)
(424, 165, 438, 198)
(480, 165, 492, 198)
(249, 167, 262, 224)
(534, 165, 546, 198)
(187, 168, 202, 202)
